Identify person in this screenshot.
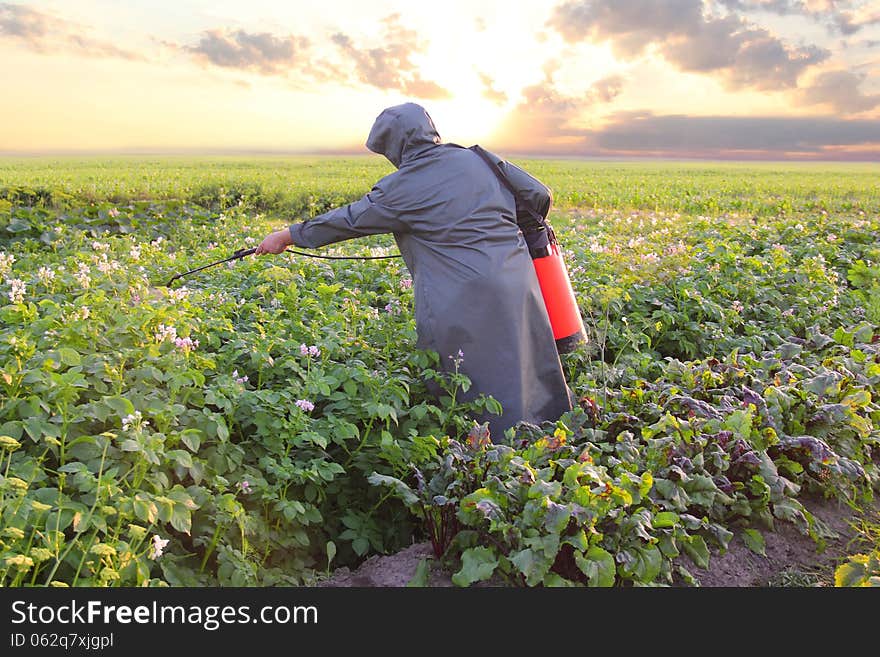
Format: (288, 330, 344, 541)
(256, 102, 572, 440)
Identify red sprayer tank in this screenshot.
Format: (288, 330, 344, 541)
(529, 236, 586, 354)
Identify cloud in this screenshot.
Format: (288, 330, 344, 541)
(718, 0, 836, 15)
(492, 71, 625, 148)
(186, 29, 309, 75)
(587, 74, 625, 103)
(0, 2, 144, 60)
(833, 4, 880, 34)
(797, 69, 880, 112)
(401, 75, 451, 99)
(548, 0, 829, 90)
(583, 111, 880, 157)
(330, 14, 451, 99)
(549, 0, 705, 57)
(179, 15, 447, 95)
(479, 73, 508, 104)
(717, 0, 880, 34)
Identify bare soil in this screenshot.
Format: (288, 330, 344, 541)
(318, 542, 454, 587)
(319, 495, 874, 587)
(686, 496, 862, 587)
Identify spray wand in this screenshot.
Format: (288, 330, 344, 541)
(164, 247, 256, 287)
(163, 246, 401, 287)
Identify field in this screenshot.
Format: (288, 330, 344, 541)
(1, 156, 878, 587)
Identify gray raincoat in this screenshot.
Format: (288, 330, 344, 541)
(288, 103, 572, 438)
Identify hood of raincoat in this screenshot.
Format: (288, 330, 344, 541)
(366, 103, 441, 168)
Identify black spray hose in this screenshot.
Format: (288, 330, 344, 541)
(164, 246, 402, 287)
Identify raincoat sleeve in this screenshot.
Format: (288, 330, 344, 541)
(288, 182, 408, 248)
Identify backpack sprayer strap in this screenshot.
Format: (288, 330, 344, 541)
(468, 145, 556, 255)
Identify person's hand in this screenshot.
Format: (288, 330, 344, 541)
(255, 228, 293, 255)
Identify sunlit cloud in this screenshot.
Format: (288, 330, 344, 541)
(0, 2, 144, 60)
(176, 13, 450, 99)
(479, 73, 508, 104)
(587, 74, 625, 103)
(548, 0, 829, 90)
(797, 69, 880, 112)
(492, 62, 625, 149)
(834, 3, 880, 34)
(330, 14, 451, 99)
(717, 0, 880, 34)
(186, 29, 310, 75)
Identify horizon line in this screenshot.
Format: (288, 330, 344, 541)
(0, 147, 878, 163)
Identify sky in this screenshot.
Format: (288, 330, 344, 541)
(0, 0, 879, 159)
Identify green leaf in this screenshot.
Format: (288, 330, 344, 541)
(772, 498, 808, 527)
(684, 474, 719, 507)
(166, 449, 193, 468)
(406, 558, 430, 587)
(833, 326, 854, 347)
(562, 529, 589, 552)
(302, 431, 328, 449)
(146, 494, 169, 520)
(166, 487, 198, 509)
(778, 342, 802, 359)
(653, 478, 690, 510)
(742, 528, 766, 556)
(133, 494, 158, 524)
(45, 509, 75, 533)
(6, 218, 32, 233)
(511, 548, 553, 586)
(542, 572, 575, 587)
(658, 534, 680, 558)
(103, 395, 135, 420)
(352, 537, 370, 556)
(170, 504, 192, 534)
(635, 545, 663, 582)
(315, 283, 343, 303)
(639, 471, 654, 496)
(528, 479, 562, 499)
(57, 348, 81, 366)
(23, 418, 50, 442)
(709, 523, 734, 550)
(326, 541, 337, 568)
(58, 462, 89, 474)
(451, 547, 498, 587)
(575, 546, 616, 587)
(834, 558, 868, 587)
(180, 429, 202, 452)
(804, 373, 839, 396)
(842, 390, 871, 408)
(723, 408, 753, 438)
(653, 511, 680, 529)
(682, 536, 710, 569)
(215, 417, 229, 442)
(367, 472, 419, 506)
(544, 501, 571, 534)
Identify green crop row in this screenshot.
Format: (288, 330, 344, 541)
(2, 156, 878, 217)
